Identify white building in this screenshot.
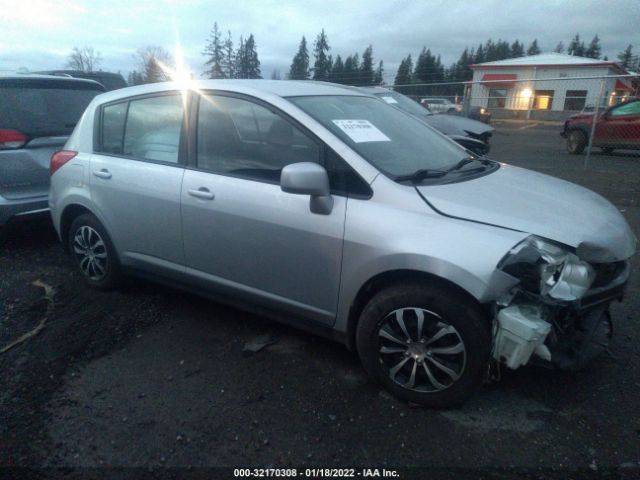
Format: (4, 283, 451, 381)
(468, 53, 636, 120)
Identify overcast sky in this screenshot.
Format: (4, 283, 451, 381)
(0, 0, 638, 81)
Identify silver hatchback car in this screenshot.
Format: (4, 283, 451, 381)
(50, 80, 636, 407)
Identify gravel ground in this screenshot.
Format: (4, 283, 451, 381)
(1, 122, 639, 479)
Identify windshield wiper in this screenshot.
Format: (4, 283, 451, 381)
(446, 157, 478, 172)
(394, 168, 448, 183)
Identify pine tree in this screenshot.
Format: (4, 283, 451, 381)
(510, 40, 524, 58)
(221, 30, 235, 79)
(312, 29, 331, 81)
(393, 54, 412, 93)
(554, 41, 565, 54)
(244, 34, 261, 79)
(568, 34, 585, 56)
(235, 36, 246, 78)
(585, 34, 602, 59)
(289, 36, 310, 80)
(330, 54, 344, 83)
(474, 43, 485, 64)
(617, 44, 634, 70)
(527, 39, 541, 56)
(373, 60, 383, 85)
(202, 22, 225, 78)
(360, 45, 374, 85)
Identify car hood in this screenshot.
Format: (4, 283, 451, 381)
(417, 164, 636, 262)
(422, 114, 494, 137)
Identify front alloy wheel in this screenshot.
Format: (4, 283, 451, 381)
(378, 308, 466, 392)
(356, 283, 490, 408)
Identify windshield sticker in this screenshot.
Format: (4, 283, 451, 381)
(380, 96, 398, 104)
(332, 119, 391, 143)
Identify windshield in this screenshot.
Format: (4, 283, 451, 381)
(373, 91, 432, 117)
(288, 95, 466, 177)
(0, 81, 103, 137)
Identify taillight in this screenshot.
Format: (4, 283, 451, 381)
(0, 129, 28, 149)
(50, 150, 78, 176)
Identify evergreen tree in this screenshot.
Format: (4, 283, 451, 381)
(202, 22, 225, 78)
(221, 30, 235, 79)
(568, 34, 585, 56)
(244, 34, 261, 79)
(289, 36, 310, 80)
(373, 60, 384, 85)
(527, 39, 541, 56)
(235, 36, 246, 78)
(127, 70, 144, 86)
(554, 41, 565, 53)
(393, 54, 412, 93)
(330, 54, 344, 83)
(360, 45, 374, 85)
(312, 29, 332, 81)
(510, 40, 524, 58)
(474, 43, 485, 64)
(585, 34, 602, 59)
(343, 53, 359, 85)
(495, 40, 511, 60)
(617, 44, 634, 70)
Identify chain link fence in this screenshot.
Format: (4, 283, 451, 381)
(391, 74, 640, 164)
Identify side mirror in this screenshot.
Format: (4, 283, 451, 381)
(280, 162, 334, 215)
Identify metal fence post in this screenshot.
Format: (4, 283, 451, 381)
(584, 78, 606, 170)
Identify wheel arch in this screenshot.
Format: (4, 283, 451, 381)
(59, 203, 113, 253)
(344, 269, 489, 351)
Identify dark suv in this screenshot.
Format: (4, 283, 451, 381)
(35, 70, 127, 92)
(0, 74, 104, 226)
(562, 97, 640, 154)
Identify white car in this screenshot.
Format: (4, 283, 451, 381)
(420, 97, 463, 114)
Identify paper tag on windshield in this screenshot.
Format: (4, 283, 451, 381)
(381, 96, 398, 104)
(332, 119, 391, 143)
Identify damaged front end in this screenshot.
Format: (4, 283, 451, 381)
(491, 236, 631, 371)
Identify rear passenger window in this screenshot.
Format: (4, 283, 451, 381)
(197, 95, 320, 183)
(123, 95, 183, 163)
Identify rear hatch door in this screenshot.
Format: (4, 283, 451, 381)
(0, 77, 103, 200)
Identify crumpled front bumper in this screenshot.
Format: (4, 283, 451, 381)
(493, 260, 630, 371)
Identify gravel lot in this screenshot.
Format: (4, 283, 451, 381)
(1, 122, 639, 479)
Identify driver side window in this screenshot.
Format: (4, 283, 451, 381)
(609, 101, 640, 117)
(196, 94, 320, 183)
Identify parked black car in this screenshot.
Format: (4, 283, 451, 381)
(359, 87, 494, 155)
(34, 70, 127, 91)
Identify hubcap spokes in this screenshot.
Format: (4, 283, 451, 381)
(378, 307, 466, 393)
(73, 226, 108, 280)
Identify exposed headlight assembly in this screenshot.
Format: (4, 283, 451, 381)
(498, 236, 595, 301)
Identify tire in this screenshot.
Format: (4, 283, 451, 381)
(68, 213, 122, 290)
(601, 147, 614, 154)
(566, 130, 587, 154)
(356, 282, 491, 408)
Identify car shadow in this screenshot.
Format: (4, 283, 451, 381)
(0, 215, 59, 251)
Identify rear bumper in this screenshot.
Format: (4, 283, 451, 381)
(0, 194, 49, 226)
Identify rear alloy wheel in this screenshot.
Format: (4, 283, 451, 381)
(356, 283, 490, 408)
(68, 213, 121, 290)
(566, 130, 587, 154)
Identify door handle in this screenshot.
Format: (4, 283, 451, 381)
(187, 187, 215, 200)
(93, 169, 112, 179)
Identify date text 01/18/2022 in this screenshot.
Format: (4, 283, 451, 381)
(233, 468, 400, 478)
